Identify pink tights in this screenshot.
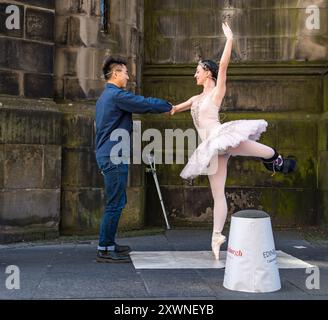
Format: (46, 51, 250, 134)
(208, 140, 274, 233)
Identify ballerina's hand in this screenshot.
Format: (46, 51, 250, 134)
(170, 106, 177, 116)
(222, 22, 233, 40)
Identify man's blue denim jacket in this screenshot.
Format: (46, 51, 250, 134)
(95, 83, 172, 158)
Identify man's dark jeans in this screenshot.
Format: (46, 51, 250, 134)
(96, 156, 128, 250)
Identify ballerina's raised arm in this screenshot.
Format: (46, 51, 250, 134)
(212, 22, 234, 108)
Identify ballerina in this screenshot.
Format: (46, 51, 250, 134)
(170, 22, 296, 260)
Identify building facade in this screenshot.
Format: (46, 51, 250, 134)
(0, 0, 327, 243)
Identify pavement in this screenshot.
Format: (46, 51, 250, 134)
(0, 229, 327, 300)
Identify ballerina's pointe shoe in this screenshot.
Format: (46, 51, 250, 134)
(211, 232, 226, 260)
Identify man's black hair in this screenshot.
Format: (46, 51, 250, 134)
(102, 56, 127, 80)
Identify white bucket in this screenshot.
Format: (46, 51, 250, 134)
(223, 210, 281, 293)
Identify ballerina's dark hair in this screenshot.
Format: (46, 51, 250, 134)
(198, 59, 218, 81)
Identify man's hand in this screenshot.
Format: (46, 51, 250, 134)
(170, 106, 177, 116)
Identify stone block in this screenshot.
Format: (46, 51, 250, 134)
(144, 36, 174, 64)
(226, 187, 275, 221)
(143, 76, 196, 105)
(24, 73, 53, 98)
(318, 190, 328, 226)
(26, 8, 54, 42)
(60, 186, 143, 235)
(145, 1, 328, 62)
(54, 78, 64, 100)
(0, 227, 58, 243)
(60, 188, 103, 235)
(0, 3, 24, 38)
(54, 15, 68, 45)
(55, 0, 96, 16)
(90, 0, 101, 17)
(60, 190, 78, 234)
(0, 189, 60, 226)
(61, 148, 103, 188)
(76, 48, 95, 79)
(55, 48, 78, 78)
(61, 112, 95, 148)
(110, 0, 132, 24)
(183, 186, 213, 221)
(0, 38, 54, 73)
(277, 121, 317, 151)
(318, 120, 328, 152)
(0, 107, 61, 145)
(43, 145, 61, 189)
(0, 144, 4, 188)
(224, 78, 322, 112)
(64, 78, 86, 100)
(118, 187, 144, 230)
(4, 144, 43, 189)
(78, 79, 104, 99)
(67, 16, 85, 46)
(324, 74, 328, 112)
(0, 70, 20, 96)
(129, 164, 143, 187)
(21, 0, 55, 9)
(143, 67, 323, 112)
(318, 151, 328, 191)
(295, 35, 328, 61)
(227, 157, 274, 188)
(153, 163, 186, 186)
(78, 16, 101, 47)
(273, 188, 317, 226)
(145, 185, 184, 227)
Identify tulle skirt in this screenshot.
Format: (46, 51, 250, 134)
(180, 120, 268, 179)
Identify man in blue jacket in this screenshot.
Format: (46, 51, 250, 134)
(95, 57, 172, 262)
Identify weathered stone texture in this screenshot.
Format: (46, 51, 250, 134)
(0, 101, 62, 242)
(0, 38, 54, 74)
(143, 0, 328, 226)
(24, 73, 53, 98)
(144, 0, 327, 63)
(26, 8, 54, 42)
(60, 186, 144, 235)
(1, 0, 328, 243)
(0, 70, 20, 96)
(0, 105, 62, 145)
(0, 1, 55, 99)
(0, 189, 60, 225)
(54, 0, 143, 100)
(20, 0, 55, 10)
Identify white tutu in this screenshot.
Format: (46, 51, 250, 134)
(180, 119, 268, 180)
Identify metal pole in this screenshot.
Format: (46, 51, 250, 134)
(147, 154, 171, 230)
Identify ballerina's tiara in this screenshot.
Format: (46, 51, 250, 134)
(198, 61, 211, 70)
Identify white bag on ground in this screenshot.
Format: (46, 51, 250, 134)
(223, 210, 281, 293)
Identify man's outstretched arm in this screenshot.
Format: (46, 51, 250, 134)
(115, 90, 172, 114)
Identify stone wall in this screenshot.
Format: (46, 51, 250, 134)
(144, 0, 327, 63)
(0, 0, 55, 98)
(55, 0, 145, 235)
(0, 1, 60, 242)
(0, 98, 61, 242)
(54, 0, 144, 100)
(1, 0, 327, 243)
(0, 0, 146, 242)
(318, 71, 328, 226)
(142, 0, 328, 228)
